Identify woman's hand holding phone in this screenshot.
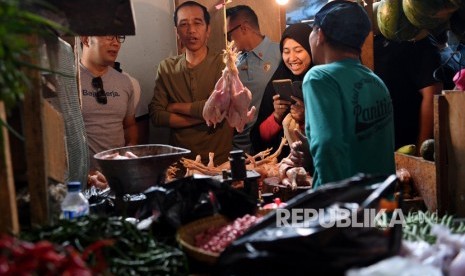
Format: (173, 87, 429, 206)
(272, 79, 294, 103)
(272, 94, 292, 123)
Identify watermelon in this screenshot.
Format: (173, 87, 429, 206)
(377, 0, 428, 41)
(403, 0, 458, 30)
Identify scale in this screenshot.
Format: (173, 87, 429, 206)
(207, 150, 261, 202)
(89, 149, 262, 217)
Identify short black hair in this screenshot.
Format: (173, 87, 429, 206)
(226, 5, 259, 30)
(174, 1, 210, 27)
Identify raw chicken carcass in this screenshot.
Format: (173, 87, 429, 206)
(278, 157, 312, 190)
(203, 41, 255, 133)
(203, 68, 231, 127)
(282, 167, 308, 190)
(282, 113, 300, 146)
(227, 74, 256, 133)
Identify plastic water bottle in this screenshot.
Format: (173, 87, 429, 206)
(61, 181, 89, 219)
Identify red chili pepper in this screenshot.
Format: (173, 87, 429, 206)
(0, 235, 15, 249)
(81, 239, 115, 260)
(0, 236, 94, 275)
(13, 257, 39, 273)
(30, 240, 54, 255)
(91, 250, 108, 274)
(40, 250, 65, 265)
(81, 239, 114, 274)
(64, 246, 89, 269)
(61, 267, 92, 276)
(0, 256, 10, 274)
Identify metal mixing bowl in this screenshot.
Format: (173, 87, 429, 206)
(94, 144, 191, 196)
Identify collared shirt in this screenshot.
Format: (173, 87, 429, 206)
(233, 36, 281, 154)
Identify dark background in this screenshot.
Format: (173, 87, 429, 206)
(285, 0, 327, 24)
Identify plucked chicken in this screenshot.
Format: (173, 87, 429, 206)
(203, 41, 255, 132)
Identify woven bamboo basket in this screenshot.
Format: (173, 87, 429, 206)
(176, 210, 273, 264)
(176, 214, 229, 264)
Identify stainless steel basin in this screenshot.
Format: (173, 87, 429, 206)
(94, 144, 191, 196)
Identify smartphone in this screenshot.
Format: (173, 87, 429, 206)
(292, 81, 303, 100)
(272, 79, 294, 102)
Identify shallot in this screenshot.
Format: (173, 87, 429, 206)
(194, 214, 260, 253)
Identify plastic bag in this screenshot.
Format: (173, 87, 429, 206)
(216, 174, 402, 276)
(346, 256, 442, 276)
(142, 176, 257, 231)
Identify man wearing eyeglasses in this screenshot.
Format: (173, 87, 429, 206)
(225, 5, 280, 155)
(80, 35, 138, 186)
(149, 1, 233, 166)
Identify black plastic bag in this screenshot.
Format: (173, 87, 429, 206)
(216, 174, 402, 276)
(142, 176, 257, 231)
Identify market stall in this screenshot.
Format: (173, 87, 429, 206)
(1, 0, 465, 275)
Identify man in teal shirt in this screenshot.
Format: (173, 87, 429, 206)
(303, 0, 395, 188)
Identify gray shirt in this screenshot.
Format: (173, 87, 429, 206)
(80, 64, 135, 168)
(232, 36, 281, 154)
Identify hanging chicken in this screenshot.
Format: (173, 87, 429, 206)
(203, 41, 256, 133)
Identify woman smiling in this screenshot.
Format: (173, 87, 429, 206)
(250, 23, 313, 158)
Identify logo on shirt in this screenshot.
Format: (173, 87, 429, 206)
(264, 62, 271, 72)
(352, 79, 392, 140)
(83, 89, 120, 98)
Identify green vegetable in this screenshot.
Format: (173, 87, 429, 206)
(21, 215, 188, 275)
(0, 0, 68, 110)
(401, 211, 465, 244)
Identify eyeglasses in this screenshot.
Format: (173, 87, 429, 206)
(92, 77, 107, 104)
(104, 35, 125, 43)
(227, 24, 242, 42)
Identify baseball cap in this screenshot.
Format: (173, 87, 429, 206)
(314, 0, 371, 50)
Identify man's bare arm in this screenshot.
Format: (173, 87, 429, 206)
(123, 115, 138, 145)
